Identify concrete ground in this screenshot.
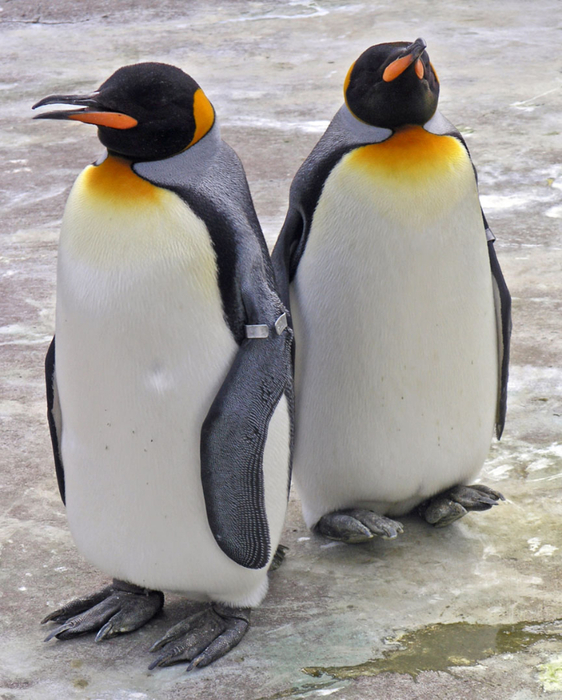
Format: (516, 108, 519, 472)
(1, 1, 561, 698)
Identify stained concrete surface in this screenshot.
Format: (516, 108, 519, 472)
(1, 1, 562, 698)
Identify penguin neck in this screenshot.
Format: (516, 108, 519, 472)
(95, 120, 221, 168)
(83, 154, 160, 203)
(422, 109, 458, 137)
(338, 104, 456, 142)
(335, 104, 392, 144)
(132, 120, 222, 188)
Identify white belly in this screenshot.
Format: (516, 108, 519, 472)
(55, 173, 289, 606)
(292, 149, 498, 528)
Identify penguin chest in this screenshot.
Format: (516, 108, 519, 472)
(54, 159, 246, 591)
(56, 158, 235, 435)
(292, 128, 498, 521)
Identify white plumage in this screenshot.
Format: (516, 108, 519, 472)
(55, 163, 290, 607)
(291, 136, 498, 528)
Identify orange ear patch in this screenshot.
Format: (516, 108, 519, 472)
(68, 112, 138, 129)
(187, 88, 215, 148)
(415, 59, 424, 79)
(344, 61, 355, 95)
(382, 54, 414, 82)
(429, 61, 439, 83)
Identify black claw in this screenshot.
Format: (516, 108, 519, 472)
(316, 509, 404, 544)
(346, 509, 404, 539)
(148, 608, 208, 654)
(42, 582, 163, 643)
(420, 482, 505, 527)
(42, 585, 114, 625)
(469, 484, 505, 501)
(423, 498, 467, 527)
(185, 617, 249, 672)
(316, 512, 373, 543)
(149, 605, 250, 672)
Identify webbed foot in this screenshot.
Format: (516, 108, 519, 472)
(149, 604, 250, 672)
(316, 508, 404, 544)
(419, 484, 505, 527)
(42, 579, 164, 642)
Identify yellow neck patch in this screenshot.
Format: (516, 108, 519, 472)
(348, 125, 467, 182)
(187, 88, 215, 149)
(82, 155, 162, 205)
(343, 61, 356, 113)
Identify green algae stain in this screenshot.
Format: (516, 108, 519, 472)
(538, 655, 562, 692)
(303, 619, 562, 680)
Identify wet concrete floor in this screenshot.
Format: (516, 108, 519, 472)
(1, 1, 561, 698)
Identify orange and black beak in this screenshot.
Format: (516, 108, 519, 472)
(32, 93, 138, 130)
(382, 37, 427, 83)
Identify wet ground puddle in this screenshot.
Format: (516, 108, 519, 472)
(303, 618, 562, 679)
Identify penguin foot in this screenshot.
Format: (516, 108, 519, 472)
(316, 509, 404, 544)
(269, 543, 289, 571)
(419, 484, 505, 528)
(42, 579, 164, 642)
(148, 604, 250, 672)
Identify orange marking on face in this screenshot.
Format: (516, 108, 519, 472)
(415, 59, 424, 79)
(343, 60, 356, 111)
(348, 126, 467, 181)
(344, 61, 355, 95)
(187, 88, 215, 148)
(343, 61, 357, 112)
(69, 112, 138, 129)
(382, 54, 414, 82)
(83, 155, 162, 204)
(429, 61, 439, 83)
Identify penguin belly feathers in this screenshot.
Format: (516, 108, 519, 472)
(273, 39, 510, 536)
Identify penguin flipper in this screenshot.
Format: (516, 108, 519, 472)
(485, 230, 512, 439)
(271, 207, 304, 314)
(272, 104, 392, 314)
(201, 329, 293, 570)
(436, 116, 512, 440)
(45, 337, 66, 504)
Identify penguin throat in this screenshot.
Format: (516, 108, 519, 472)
(84, 155, 162, 204)
(350, 126, 466, 179)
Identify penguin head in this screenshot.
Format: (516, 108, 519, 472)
(344, 38, 440, 129)
(32, 62, 215, 161)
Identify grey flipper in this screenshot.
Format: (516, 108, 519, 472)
(45, 337, 65, 503)
(424, 111, 512, 438)
(201, 328, 292, 568)
(484, 220, 511, 439)
(272, 105, 391, 311)
(134, 125, 293, 569)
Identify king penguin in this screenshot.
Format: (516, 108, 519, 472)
(272, 39, 511, 544)
(33, 62, 293, 671)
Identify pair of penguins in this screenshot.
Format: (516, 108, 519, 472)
(34, 38, 511, 671)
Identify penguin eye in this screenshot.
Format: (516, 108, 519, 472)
(415, 59, 424, 79)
